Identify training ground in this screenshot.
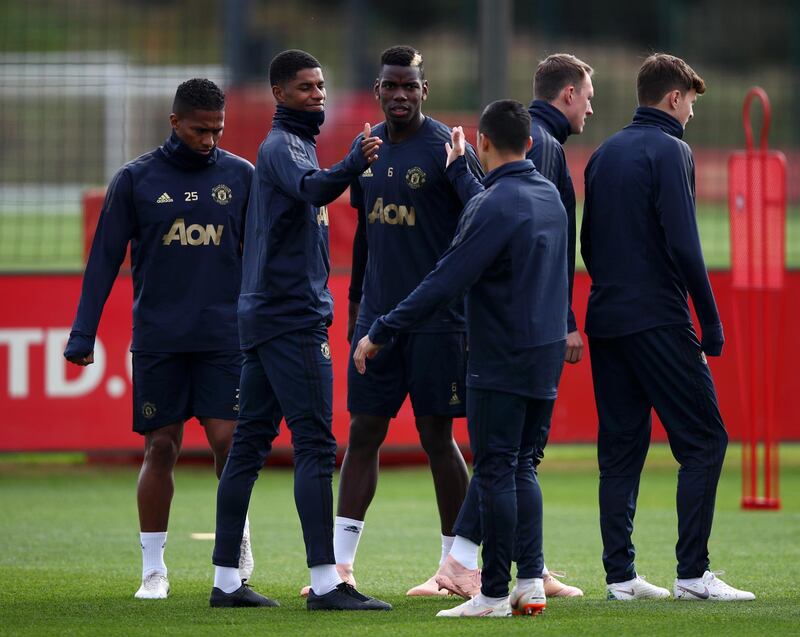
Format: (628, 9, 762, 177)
(1, 443, 798, 636)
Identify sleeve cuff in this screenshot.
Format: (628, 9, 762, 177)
(700, 323, 724, 356)
(567, 307, 577, 333)
(444, 155, 469, 182)
(368, 318, 394, 346)
(63, 331, 95, 359)
(345, 142, 369, 175)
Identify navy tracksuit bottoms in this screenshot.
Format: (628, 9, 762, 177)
(453, 399, 552, 579)
(589, 325, 728, 583)
(212, 326, 337, 569)
(458, 387, 554, 598)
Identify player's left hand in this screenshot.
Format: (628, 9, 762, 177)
(353, 334, 382, 374)
(360, 122, 383, 164)
(445, 126, 466, 168)
(565, 330, 584, 364)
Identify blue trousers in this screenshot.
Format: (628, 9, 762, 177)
(212, 327, 337, 568)
(453, 400, 551, 576)
(589, 326, 728, 583)
(463, 388, 554, 597)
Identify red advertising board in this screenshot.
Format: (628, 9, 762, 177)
(1, 272, 798, 453)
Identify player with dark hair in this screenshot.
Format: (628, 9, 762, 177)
(308, 44, 483, 599)
(582, 53, 754, 601)
(209, 49, 390, 611)
(354, 99, 569, 618)
(432, 52, 593, 601)
(64, 78, 255, 599)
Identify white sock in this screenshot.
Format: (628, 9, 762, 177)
(477, 592, 508, 605)
(449, 535, 479, 570)
(140, 531, 167, 578)
(214, 566, 241, 593)
(542, 563, 549, 576)
(676, 576, 703, 585)
(333, 516, 364, 565)
(440, 534, 455, 566)
(310, 564, 343, 596)
(515, 577, 540, 591)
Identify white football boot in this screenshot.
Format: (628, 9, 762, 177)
(135, 571, 170, 599)
(607, 575, 670, 600)
(436, 594, 512, 618)
(674, 571, 755, 601)
(510, 578, 546, 616)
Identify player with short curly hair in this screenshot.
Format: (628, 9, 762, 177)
(65, 77, 255, 600)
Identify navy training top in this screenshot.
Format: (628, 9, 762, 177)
(64, 132, 253, 357)
(238, 107, 370, 349)
(528, 100, 578, 333)
(369, 160, 568, 399)
(348, 117, 484, 333)
(580, 107, 723, 353)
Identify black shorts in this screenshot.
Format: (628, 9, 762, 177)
(347, 324, 467, 418)
(131, 350, 242, 434)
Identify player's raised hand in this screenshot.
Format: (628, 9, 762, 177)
(445, 126, 466, 168)
(360, 122, 382, 164)
(353, 334, 382, 374)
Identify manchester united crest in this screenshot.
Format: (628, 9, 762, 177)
(142, 402, 157, 419)
(405, 167, 426, 189)
(211, 184, 232, 205)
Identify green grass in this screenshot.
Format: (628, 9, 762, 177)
(0, 212, 83, 272)
(1, 443, 799, 636)
(1, 205, 798, 272)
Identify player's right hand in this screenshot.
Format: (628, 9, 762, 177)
(445, 126, 466, 168)
(360, 122, 382, 165)
(564, 330, 584, 364)
(353, 334, 381, 374)
(66, 352, 94, 366)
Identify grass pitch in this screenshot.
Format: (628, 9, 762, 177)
(1, 444, 799, 636)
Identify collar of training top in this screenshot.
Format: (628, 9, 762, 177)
(273, 105, 325, 141)
(630, 106, 685, 139)
(483, 159, 536, 189)
(528, 99, 571, 145)
(160, 130, 219, 170)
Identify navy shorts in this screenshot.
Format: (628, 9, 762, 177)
(131, 350, 242, 434)
(347, 324, 467, 418)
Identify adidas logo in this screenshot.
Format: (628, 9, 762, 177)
(156, 192, 173, 204)
(343, 525, 361, 534)
(362, 167, 373, 177)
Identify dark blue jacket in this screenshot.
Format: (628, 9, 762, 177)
(529, 100, 578, 333)
(581, 107, 723, 354)
(238, 108, 369, 349)
(64, 132, 253, 357)
(347, 116, 483, 333)
(369, 160, 568, 399)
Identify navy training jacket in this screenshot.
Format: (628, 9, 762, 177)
(528, 100, 578, 333)
(65, 132, 253, 357)
(369, 160, 568, 399)
(581, 107, 723, 354)
(238, 107, 369, 349)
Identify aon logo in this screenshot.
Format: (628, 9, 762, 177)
(367, 198, 416, 226)
(162, 218, 224, 246)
